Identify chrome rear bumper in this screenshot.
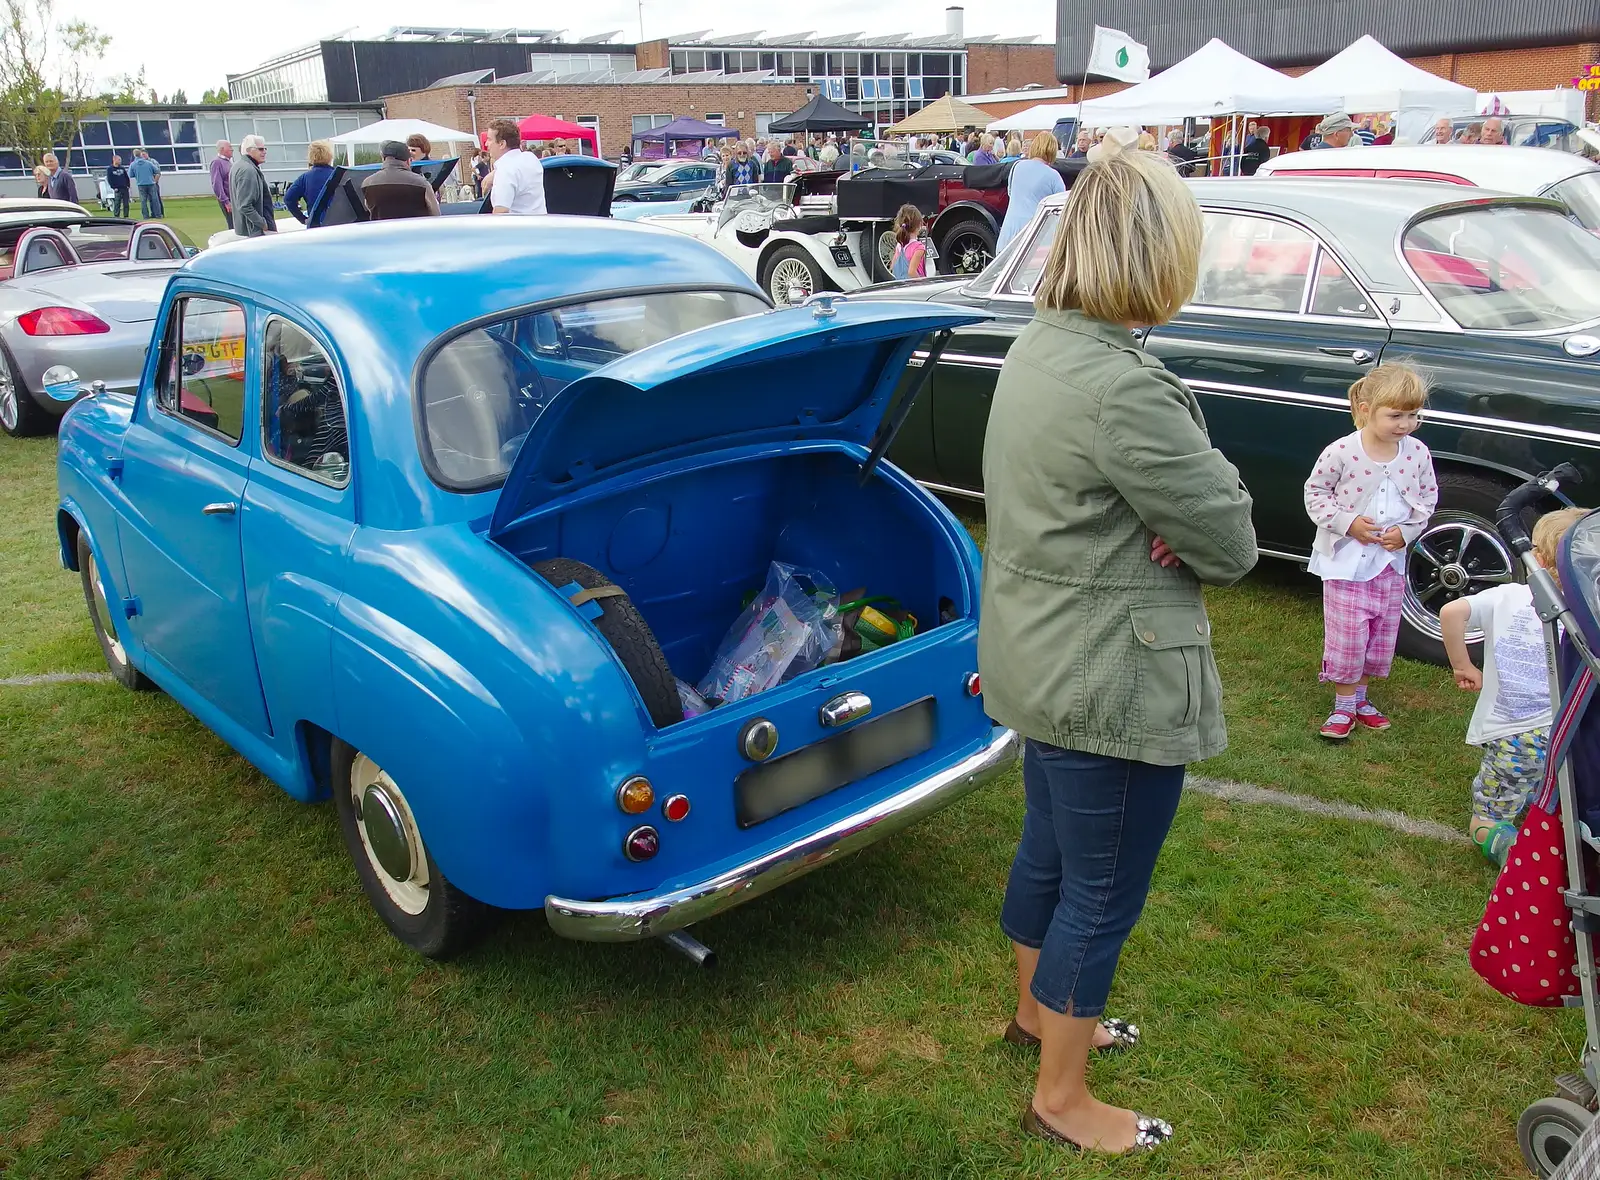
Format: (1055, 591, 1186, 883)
(544, 726, 1019, 942)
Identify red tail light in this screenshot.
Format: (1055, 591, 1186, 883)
(17, 307, 111, 336)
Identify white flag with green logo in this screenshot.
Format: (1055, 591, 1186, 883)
(1086, 25, 1150, 82)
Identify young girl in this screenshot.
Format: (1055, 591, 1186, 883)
(890, 204, 928, 280)
(1442, 507, 1587, 863)
(1303, 364, 1439, 739)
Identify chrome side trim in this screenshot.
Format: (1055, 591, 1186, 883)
(921, 480, 986, 502)
(1185, 378, 1600, 448)
(911, 349, 1006, 369)
(544, 726, 1020, 942)
(1257, 546, 1310, 566)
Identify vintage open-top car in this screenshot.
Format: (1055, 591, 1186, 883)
(0, 197, 195, 437)
(863, 177, 1600, 664)
(55, 216, 1017, 958)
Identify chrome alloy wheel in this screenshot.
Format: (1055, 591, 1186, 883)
(350, 755, 430, 915)
(771, 257, 815, 306)
(84, 547, 126, 665)
(0, 350, 17, 434)
(1402, 515, 1516, 642)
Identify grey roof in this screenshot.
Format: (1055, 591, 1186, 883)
(577, 31, 620, 42)
(430, 68, 495, 86)
(701, 31, 767, 45)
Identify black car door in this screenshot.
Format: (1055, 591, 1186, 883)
(924, 205, 1062, 495)
(1143, 209, 1393, 554)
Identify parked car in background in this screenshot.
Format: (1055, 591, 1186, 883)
(611, 159, 721, 202)
(858, 178, 1600, 664)
(616, 161, 667, 185)
(1258, 144, 1600, 230)
(55, 216, 1017, 959)
(0, 199, 194, 437)
(1420, 115, 1579, 150)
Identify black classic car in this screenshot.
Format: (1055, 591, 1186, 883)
(873, 178, 1600, 662)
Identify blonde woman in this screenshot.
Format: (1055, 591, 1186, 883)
(32, 164, 48, 198)
(973, 131, 1000, 164)
(982, 142, 1257, 1153)
(1135, 130, 1158, 151)
(285, 140, 336, 225)
(995, 131, 1064, 253)
(1004, 131, 1024, 159)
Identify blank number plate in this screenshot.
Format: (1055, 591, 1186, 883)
(734, 697, 936, 828)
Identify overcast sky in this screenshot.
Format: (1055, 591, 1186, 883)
(70, 0, 1058, 97)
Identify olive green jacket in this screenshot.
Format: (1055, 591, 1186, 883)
(978, 308, 1258, 765)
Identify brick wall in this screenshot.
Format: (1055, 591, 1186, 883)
(385, 82, 816, 157)
(966, 44, 1059, 94)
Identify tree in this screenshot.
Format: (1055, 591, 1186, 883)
(0, 0, 111, 169)
(200, 87, 229, 105)
(169, 88, 187, 105)
(104, 66, 146, 105)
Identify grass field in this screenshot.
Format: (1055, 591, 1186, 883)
(92, 194, 257, 247)
(0, 428, 1583, 1178)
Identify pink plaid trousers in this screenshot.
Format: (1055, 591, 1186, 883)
(1320, 566, 1405, 684)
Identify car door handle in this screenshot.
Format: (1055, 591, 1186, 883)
(1318, 346, 1376, 364)
(202, 501, 238, 516)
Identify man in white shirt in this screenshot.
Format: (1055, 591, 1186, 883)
(485, 118, 547, 215)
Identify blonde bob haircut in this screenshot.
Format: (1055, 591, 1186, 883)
(1348, 362, 1428, 426)
(307, 139, 333, 167)
(1035, 145, 1202, 325)
(1027, 130, 1058, 164)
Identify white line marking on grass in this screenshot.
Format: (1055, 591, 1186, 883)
(1186, 774, 1471, 845)
(0, 671, 114, 687)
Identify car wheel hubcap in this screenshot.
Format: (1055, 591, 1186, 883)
(351, 755, 430, 915)
(0, 354, 16, 431)
(85, 549, 125, 664)
(948, 234, 991, 274)
(771, 259, 814, 306)
(1403, 516, 1515, 642)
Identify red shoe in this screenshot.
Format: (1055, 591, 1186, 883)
(1355, 703, 1391, 731)
(1319, 711, 1355, 740)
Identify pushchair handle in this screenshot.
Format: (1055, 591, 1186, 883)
(1496, 463, 1582, 554)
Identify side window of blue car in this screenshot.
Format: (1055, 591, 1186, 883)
(261, 316, 350, 487)
(155, 295, 247, 443)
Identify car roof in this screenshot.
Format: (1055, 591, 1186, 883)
(185, 215, 755, 340)
(1035, 177, 1566, 293)
(1258, 144, 1597, 191)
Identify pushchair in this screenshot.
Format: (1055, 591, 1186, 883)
(1494, 464, 1600, 1176)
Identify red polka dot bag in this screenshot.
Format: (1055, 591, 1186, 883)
(1471, 807, 1580, 1006)
(1470, 663, 1597, 1006)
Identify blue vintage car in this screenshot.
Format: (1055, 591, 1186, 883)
(54, 216, 1018, 958)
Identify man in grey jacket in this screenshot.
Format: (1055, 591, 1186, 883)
(229, 135, 277, 238)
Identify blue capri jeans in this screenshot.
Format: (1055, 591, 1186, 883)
(1000, 740, 1185, 1018)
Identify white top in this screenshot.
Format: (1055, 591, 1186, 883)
(490, 150, 547, 215)
(1463, 582, 1552, 745)
(1307, 458, 1407, 582)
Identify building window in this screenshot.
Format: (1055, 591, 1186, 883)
(704, 113, 725, 125)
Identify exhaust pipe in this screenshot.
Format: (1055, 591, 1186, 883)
(660, 928, 717, 969)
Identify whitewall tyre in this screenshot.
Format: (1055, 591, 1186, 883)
(331, 739, 493, 959)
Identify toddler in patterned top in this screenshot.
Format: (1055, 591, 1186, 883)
(1441, 506, 1588, 866)
(1303, 364, 1438, 740)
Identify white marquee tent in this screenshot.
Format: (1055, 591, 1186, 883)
(1289, 35, 1476, 114)
(987, 103, 1079, 134)
(326, 118, 478, 165)
(1078, 38, 1340, 125)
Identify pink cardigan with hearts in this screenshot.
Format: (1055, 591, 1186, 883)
(1304, 430, 1438, 557)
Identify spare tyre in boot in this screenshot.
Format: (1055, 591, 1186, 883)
(533, 558, 683, 727)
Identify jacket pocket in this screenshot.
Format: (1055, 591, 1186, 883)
(1129, 603, 1212, 734)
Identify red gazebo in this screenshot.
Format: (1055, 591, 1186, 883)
(515, 114, 598, 155)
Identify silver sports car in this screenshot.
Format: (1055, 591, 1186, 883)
(0, 198, 194, 437)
